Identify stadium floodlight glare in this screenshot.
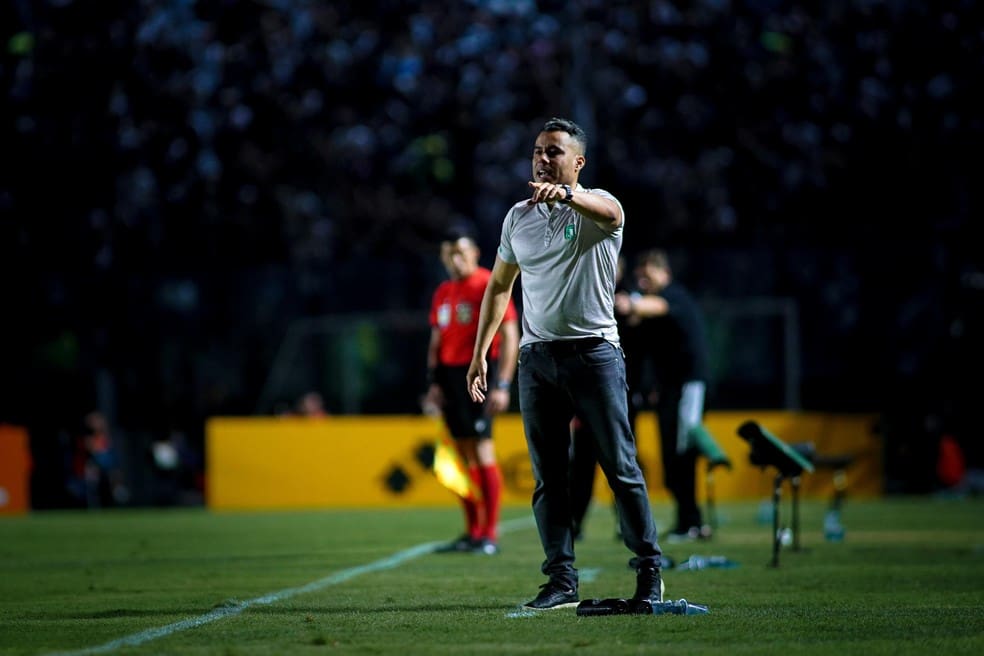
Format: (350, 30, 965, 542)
(737, 420, 814, 477)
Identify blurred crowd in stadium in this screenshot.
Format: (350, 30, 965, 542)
(1, 0, 981, 506)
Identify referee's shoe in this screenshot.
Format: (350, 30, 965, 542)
(434, 534, 475, 553)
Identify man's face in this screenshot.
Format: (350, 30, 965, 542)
(440, 238, 480, 280)
(531, 130, 585, 185)
(637, 263, 670, 292)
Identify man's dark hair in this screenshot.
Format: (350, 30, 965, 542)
(542, 117, 587, 153)
(440, 223, 478, 245)
(637, 248, 671, 272)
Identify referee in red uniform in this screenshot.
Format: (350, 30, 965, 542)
(425, 228, 519, 555)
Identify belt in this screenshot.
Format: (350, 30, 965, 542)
(529, 337, 608, 355)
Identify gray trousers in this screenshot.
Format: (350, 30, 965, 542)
(518, 339, 662, 589)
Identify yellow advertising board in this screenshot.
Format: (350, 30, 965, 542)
(206, 412, 882, 511)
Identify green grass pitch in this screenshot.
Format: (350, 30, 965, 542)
(1, 497, 982, 655)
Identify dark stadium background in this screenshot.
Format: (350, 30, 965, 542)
(1, 0, 980, 507)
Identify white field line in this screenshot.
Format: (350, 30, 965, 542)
(48, 515, 536, 656)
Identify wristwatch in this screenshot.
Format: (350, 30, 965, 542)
(559, 184, 573, 203)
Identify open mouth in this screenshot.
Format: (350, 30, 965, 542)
(536, 168, 555, 181)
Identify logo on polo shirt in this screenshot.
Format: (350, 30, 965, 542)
(564, 224, 576, 240)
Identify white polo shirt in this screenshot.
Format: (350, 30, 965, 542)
(497, 186, 624, 347)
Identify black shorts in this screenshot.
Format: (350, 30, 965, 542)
(436, 363, 496, 439)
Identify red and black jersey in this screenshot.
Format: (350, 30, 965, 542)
(429, 267, 518, 366)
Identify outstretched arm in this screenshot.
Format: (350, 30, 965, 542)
(527, 181, 623, 232)
(467, 256, 521, 403)
(614, 292, 669, 321)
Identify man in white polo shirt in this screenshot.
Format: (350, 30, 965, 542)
(466, 117, 663, 610)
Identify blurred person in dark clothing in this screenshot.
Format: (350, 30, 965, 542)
(295, 391, 329, 417)
(71, 411, 128, 508)
(614, 249, 712, 542)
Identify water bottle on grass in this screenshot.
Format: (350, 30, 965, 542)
(823, 509, 845, 542)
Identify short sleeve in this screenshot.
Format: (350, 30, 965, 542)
(497, 207, 518, 264)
